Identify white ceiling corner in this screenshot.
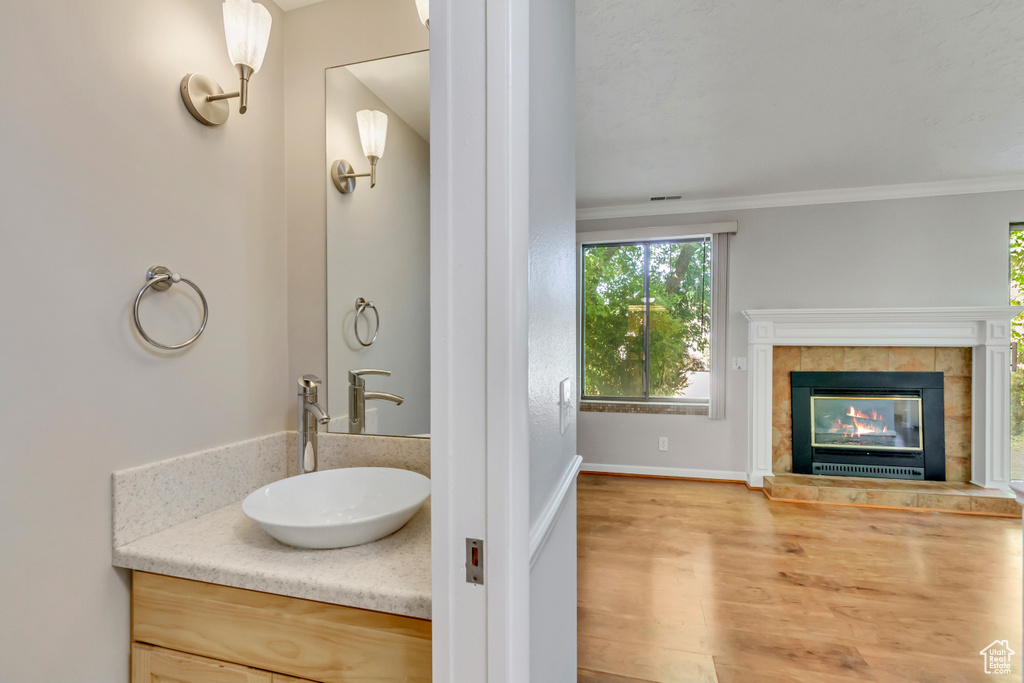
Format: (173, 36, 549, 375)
(270, 0, 326, 12)
(346, 52, 431, 142)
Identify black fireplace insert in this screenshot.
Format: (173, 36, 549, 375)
(791, 371, 945, 480)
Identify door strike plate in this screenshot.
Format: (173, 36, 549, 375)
(466, 538, 484, 585)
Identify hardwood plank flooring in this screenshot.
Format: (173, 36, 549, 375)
(577, 474, 1023, 682)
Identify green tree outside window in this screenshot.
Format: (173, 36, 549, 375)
(582, 238, 712, 399)
(1009, 230, 1024, 460)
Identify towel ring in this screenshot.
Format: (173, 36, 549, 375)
(354, 297, 379, 347)
(133, 265, 209, 350)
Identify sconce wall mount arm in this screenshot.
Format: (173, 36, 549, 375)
(331, 158, 379, 194)
(180, 64, 255, 126)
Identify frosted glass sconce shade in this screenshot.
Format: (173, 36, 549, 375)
(357, 110, 388, 161)
(223, 0, 273, 74)
(331, 110, 389, 194)
(415, 0, 429, 28)
(180, 0, 272, 126)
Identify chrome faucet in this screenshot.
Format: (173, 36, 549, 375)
(348, 369, 404, 434)
(297, 374, 330, 475)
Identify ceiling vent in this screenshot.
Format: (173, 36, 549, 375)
(649, 195, 682, 202)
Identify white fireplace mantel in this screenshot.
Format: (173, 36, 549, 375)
(743, 306, 1024, 489)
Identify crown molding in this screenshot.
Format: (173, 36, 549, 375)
(743, 306, 1024, 327)
(576, 174, 1024, 222)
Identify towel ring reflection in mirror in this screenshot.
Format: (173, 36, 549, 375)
(133, 265, 209, 351)
(354, 297, 379, 347)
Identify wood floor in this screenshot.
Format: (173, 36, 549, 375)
(577, 474, 1023, 682)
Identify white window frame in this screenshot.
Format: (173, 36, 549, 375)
(577, 221, 734, 419)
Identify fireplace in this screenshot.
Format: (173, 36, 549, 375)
(791, 371, 945, 480)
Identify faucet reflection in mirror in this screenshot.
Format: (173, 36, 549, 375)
(181, 0, 272, 126)
(349, 370, 405, 435)
(331, 110, 389, 194)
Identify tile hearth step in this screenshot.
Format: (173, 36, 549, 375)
(763, 473, 1020, 517)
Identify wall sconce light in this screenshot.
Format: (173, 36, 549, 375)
(415, 0, 429, 28)
(180, 0, 273, 126)
(331, 110, 388, 194)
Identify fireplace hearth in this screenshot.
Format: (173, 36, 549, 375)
(791, 371, 945, 481)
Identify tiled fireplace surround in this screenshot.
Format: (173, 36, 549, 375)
(771, 346, 972, 481)
(744, 307, 1023, 491)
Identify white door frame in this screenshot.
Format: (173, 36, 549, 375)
(430, 0, 531, 681)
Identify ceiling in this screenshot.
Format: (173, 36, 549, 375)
(346, 51, 430, 142)
(271, 0, 324, 11)
(576, 0, 1024, 212)
(274, 1, 1024, 213)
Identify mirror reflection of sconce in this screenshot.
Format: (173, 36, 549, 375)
(331, 110, 388, 194)
(180, 0, 273, 126)
(415, 0, 429, 28)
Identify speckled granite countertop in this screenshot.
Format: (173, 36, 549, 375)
(113, 499, 431, 619)
(111, 432, 431, 620)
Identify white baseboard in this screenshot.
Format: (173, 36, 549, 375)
(529, 455, 583, 568)
(580, 462, 747, 483)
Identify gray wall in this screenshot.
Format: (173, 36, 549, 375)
(529, 0, 579, 679)
(284, 0, 427, 421)
(325, 67, 430, 436)
(530, 490, 579, 682)
(0, 0, 288, 679)
(529, 0, 579, 525)
(578, 190, 1024, 475)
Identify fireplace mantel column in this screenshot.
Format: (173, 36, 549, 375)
(975, 319, 1015, 488)
(747, 321, 775, 488)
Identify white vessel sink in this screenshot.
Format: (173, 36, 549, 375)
(242, 467, 430, 549)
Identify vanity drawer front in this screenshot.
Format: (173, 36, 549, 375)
(132, 572, 431, 683)
(132, 643, 272, 683)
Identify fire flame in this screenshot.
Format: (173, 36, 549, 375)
(831, 405, 889, 436)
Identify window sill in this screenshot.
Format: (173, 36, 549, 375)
(580, 401, 710, 416)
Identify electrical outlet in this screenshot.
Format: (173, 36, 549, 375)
(658, 436, 668, 451)
(732, 356, 748, 371)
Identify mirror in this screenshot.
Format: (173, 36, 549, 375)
(325, 50, 430, 438)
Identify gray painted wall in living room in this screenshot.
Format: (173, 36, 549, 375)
(577, 190, 1024, 476)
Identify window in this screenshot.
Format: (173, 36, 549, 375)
(581, 237, 712, 403)
(1009, 223, 1024, 480)
(578, 222, 733, 417)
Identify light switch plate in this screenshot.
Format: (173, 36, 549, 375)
(559, 378, 571, 434)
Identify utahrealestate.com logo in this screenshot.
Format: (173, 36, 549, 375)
(980, 640, 1014, 675)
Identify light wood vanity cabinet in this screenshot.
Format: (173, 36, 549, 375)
(130, 572, 430, 683)
(132, 644, 320, 683)
(132, 643, 274, 683)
